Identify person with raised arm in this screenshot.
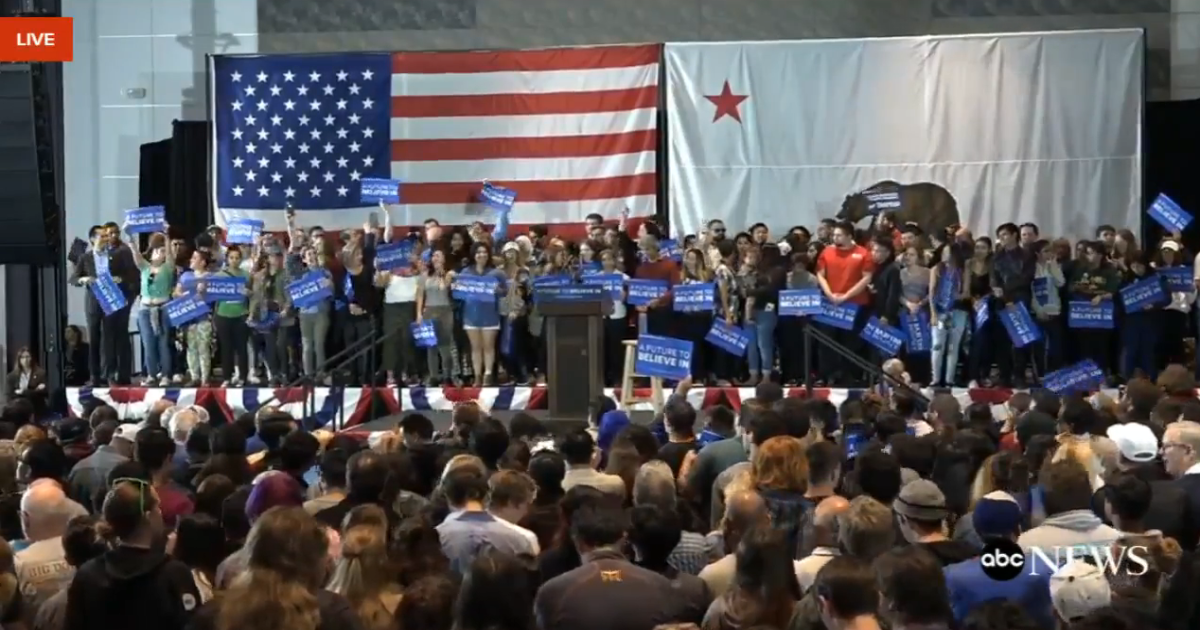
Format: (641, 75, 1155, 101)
(123, 220, 176, 386)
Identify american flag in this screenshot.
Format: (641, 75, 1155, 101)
(211, 46, 660, 233)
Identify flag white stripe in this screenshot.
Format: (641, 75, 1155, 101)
(392, 65, 659, 97)
(391, 151, 654, 184)
(219, 195, 656, 231)
(389, 108, 657, 141)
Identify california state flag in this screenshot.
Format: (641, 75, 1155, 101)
(665, 36, 1143, 242)
(666, 40, 939, 239)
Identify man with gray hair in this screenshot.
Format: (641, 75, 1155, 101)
(167, 407, 203, 481)
(630, 461, 708, 576)
(1162, 420, 1200, 549)
(16, 481, 88, 620)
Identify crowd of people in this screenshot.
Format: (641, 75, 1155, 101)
(0, 364, 1198, 629)
(61, 207, 1200, 392)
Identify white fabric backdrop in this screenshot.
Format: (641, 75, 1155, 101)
(666, 30, 1144, 240)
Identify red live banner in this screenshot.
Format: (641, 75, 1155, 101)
(0, 17, 73, 62)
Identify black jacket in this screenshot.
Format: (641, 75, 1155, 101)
(70, 244, 140, 317)
(65, 545, 200, 630)
(990, 245, 1036, 305)
(869, 260, 902, 323)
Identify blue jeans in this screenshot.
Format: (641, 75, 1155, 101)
(137, 306, 172, 378)
(747, 308, 778, 376)
(930, 310, 968, 386)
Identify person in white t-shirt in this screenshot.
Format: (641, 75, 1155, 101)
(377, 245, 423, 386)
(15, 482, 86, 621)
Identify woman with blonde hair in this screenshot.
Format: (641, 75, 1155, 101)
(951, 451, 1031, 548)
(189, 507, 360, 630)
(748, 436, 811, 558)
(327, 525, 403, 630)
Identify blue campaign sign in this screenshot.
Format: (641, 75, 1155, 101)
(658, 239, 683, 262)
(674, 283, 714, 312)
(859, 316, 905, 357)
(899, 310, 931, 353)
(580, 261, 602, 275)
(999, 302, 1042, 348)
(360, 178, 402, 204)
(227, 218, 264, 244)
(626, 279, 669, 306)
(974, 296, 991, 329)
(411, 320, 437, 348)
(1148, 193, 1193, 233)
(375, 241, 414, 271)
(165, 294, 210, 327)
(582, 273, 624, 298)
(248, 310, 280, 331)
(532, 274, 573, 289)
(452, 275, 501, 302)
(202, 276, 247, 303)
(124, 205, 165, 233)
(535, 285, 605, 304)
(1162, 266, 1193, 293)
(1120, 276, 1167, 312)
(933, 267, 960, 313)
(1032, 277, 1051, 306)
(778, 289, 824, 317)
(480, 182, 517, 211)
(1067, 301, 1114, 329)
(89, 275, 127, 316)
(1042, 360, 1105, 395)
(813, 300, 860, 331)
(633, 334, 693, 380)
(866, 191, 902, 214)
(705, 319, 752, 357)
(287, 271, 333, 309)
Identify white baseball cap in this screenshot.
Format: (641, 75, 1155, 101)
(1106, 422, 1159, 463)
(1049, 561, 1111, 622)
(112, 423, 141, 443)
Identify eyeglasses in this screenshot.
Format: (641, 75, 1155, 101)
(1161, 442, 1192, 454)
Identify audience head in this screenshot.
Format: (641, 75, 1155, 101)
(558, 429, 597, 467)
(98, 478, 162, 544)
(469, 418, 510, 471)
(441, 467, 489, 510)
(395, 575, 459, 630)
(854, 450, 902, 504)
(20, 479, 83, 541)
(488, 471, 536, 521)
(569, 503, 628, 555)
(814, 556, 880, 628)
(61, 515, 105, 568)
(732, 526, 802, 628)
(1162, 421, 1200, 478)
(1050, 561, 1112, 625)
(346, 450, 390, 502)
(454, 550, 535, 630)
(246, 473, 305, 522)
(873, 546, 952, 627)
(893, 479, 948, 542)
(838, 496, 896, 561)
(632, 460, 677, 510)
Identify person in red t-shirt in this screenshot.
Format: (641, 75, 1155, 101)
(815, 221, 875, 384)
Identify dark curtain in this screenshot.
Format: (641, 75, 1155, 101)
(137, 121, 210, 246)
(1143, 100, 1200, 252)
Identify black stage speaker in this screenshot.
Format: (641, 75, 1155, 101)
(0, 63, 57, 265)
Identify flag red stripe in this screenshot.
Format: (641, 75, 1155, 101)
(391, 129, 657, 162)
(391, 45, 660, 75)
(400, 174, 656, 204)
(390, 87, 657, 118)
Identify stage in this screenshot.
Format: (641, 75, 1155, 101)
(66, 385, 1023, 429)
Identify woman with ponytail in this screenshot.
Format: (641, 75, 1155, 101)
(64, 479, 201, 630)
(326, 525, 402, 630)
(188, 506, 362, 630)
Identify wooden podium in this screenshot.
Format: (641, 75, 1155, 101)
(536, 285, 612, 423)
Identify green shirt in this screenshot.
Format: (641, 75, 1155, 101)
(139, 264, 175, 302)
(215, 268, 249, 318)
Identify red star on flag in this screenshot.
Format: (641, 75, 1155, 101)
(705, 80, 749, 123)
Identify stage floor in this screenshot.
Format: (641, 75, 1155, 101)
(66, 385, 1024, 428)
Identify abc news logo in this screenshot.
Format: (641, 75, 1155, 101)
(979, 539, 1150, 581)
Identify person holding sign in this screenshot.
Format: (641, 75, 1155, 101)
(1067, 241, 1120, 379)
(498, 242, 532, 385)
(1119, 252, 1167, 381)
(815, 221, 874, 384)
(456, 242, 507, 386)
(633, 236, 678, 338)
(340, 242, 381, 385)
(416, 249, 462, 386)
(123, 220, 176, 386)
(376, 243, 424, 387)
(295, 246, 335, 380)
(1029, 241, 1067, 376)
(70, 222, 140, 385)
(1152, 239, 1194, 367)
(595, 248, 630, 386)
(174, 250, 216, 385)
(965, 237, 996, 387)
(676, 249, 715, 382)
(898, 245, 931, 382)
(212, 246, 252, 386)
(928, 242, 972, 387)
(708, 240, 742, 386)
(778, 245, 821, 386)
(248, 246, 296, 386)
(742, 246, 785, 385)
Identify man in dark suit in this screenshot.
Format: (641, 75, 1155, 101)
(1162, 420, 1200, 550)
(70, 223, 140, 385)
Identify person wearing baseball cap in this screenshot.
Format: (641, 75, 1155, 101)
(893, 479, 976, 566)
(1105, 422, 1159, 469)
(1050, 560, 1111, 625)
(944, 491, 1055, 629)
